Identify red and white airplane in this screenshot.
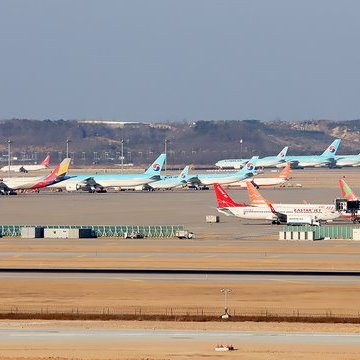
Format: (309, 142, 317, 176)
(1, 154, 50, 173)
(213, 182, 339, 224)
(0, 158, 71, 194)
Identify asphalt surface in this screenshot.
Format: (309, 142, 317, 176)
(0, 327, 359, 345)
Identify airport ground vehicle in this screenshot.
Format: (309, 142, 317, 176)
(285, 215, 320, 226)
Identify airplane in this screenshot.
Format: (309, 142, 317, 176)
(49, 153, 166, 192)
(282, 139, 341, 168)
(186, 157, 258, 188)
(225, 162, 291, 189)
(145, 165, 190, 190)
(213, 182, 339, 224)
(334, 153, 360, 167)
(1, 154, 50, 173)
(215, 147, 288, 169)
(0, 158, 71, 195)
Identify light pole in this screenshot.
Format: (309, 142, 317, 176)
(220, 288, 232, 319)
(66, 139, 71, 158)
(164, 139, 169, 175)
(121, 139, 124, 173)
(240, 139, 243, 158)
(7, 139, 12, 175)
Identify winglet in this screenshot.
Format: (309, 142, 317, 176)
(40, 154, 51, 167)
(214, 183, 246, 208)
(144, 153, 166, 176)
(278, 162, 291, 179)
(246, 181, 269, 205)
(339, 179, 358, 201)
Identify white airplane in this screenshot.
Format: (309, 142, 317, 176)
(225, 163, 291, 189)
(1, 154, 50, 173)
(213, 182, 339, 224)
(50, 153, 166, 192)
(335, 153, 360, 167)
(0, 158, 71, 194)
(186, 157, 258, 188)
(215, 147, 288, 169)
(146, 166, 189, 190)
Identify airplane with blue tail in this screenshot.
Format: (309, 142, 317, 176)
(50, 153, 166, 192)
(187, 156, 258, 188)
(215, 147, 288, 169)
(146, 165, 190, 190)
(283, 139, 341, 168)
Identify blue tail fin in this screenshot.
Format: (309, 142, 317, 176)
(177, 165, 189, 181)
(144, 153, 166, 176)
(276, 146, 288, 159)
(321, 139, 341, 158)
(237, 156, 258, 177)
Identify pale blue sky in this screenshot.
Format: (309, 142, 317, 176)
(0, 0, 359, 121)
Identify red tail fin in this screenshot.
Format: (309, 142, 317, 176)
(40, 154, 50, 167)
(278, 162, 291, 179)
(246, 181, 270, 205)
(214, 183, 246, 208)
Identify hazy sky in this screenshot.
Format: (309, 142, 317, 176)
(1, 0, 360, 122)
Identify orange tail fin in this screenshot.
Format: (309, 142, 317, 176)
(278, 162, 291, 179)
(214, 183, 246, 208)
(339, 179, 358, 201)
(246, 181, 269, 205)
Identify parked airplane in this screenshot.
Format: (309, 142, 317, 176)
(215, 147, 288, 169)
(50, 153, 166, 192)
(187, 157, 258, 188)
(145, 166, 189, 190)
(283, 139, 341, 168)
(213, 182, 339, 224)
(335, 153, 360, 167)
(225, 163, 291, 188)
(0, 154, 50, 173)
(0, 158, 71, 194)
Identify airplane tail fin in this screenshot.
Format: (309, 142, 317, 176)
(278, 162, 291, 179)
(214, 183, 246, 208)
(246, 181, 269, 205)
(339, 179, 358, 201)
(177, 165, 189, 180)
(321, 139, 341, 158)
(276, 146, 288, 159)
(238, 156, 258, 177)
(144, 153, 166, 177)
(40, 154, 51, 167)
(43, 158, 71, 182)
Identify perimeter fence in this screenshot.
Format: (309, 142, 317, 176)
(2, 305, 360, 322)
(0, 224, 184, 238)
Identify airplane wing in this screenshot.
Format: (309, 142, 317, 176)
(266, 202, 287, 223)
(0, 181, 16, 195)
(77, 177, 106, 193)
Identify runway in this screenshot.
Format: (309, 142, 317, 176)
(1, 327, 359, 345)
(1, 270, 360, 284)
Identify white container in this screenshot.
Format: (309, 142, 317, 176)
(21, 227, 44, 238)
(285, 231, 293, 240)
(278, 231, 285, 240)
(44, 228, 70, 239)
(353, 229, 360, 240)
(307, 231, 314, 240)
(206, 215, 219, 223)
